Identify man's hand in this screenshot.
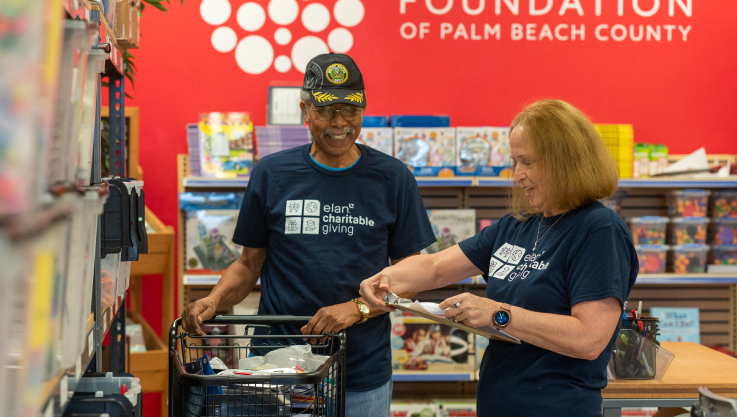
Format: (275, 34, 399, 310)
(300, 302, 361, 344)
(182, 297, 218, 335)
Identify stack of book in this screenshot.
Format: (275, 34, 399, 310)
(255, 126, 311, 158)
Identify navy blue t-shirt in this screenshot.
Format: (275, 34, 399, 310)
(232, 143, 436, 391)
(459, 202, 638, 417)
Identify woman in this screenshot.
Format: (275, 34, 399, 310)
(360, 99, 638, 417)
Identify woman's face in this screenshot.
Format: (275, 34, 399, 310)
(510, 125, 549, 214)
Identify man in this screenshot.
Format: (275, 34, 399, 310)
(182, 52, 435, 416)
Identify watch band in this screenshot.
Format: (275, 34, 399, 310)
(493, 303, 512, 330)
(352, 298, 370, 324)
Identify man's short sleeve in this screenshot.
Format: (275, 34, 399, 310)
(387, 172, 436, 260)
(232, 165, 268, 248)
(567, 225, 636, 308)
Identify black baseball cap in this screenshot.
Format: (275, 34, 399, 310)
(302, 52, 366, 108)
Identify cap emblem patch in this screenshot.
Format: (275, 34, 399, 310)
(326, 63, 348, 85)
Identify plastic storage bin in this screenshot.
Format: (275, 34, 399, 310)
(670, 217, 709, 245)
(713, 218, 737, 245)
(671, 244, 708, 273)
(712, 191, 737, 218)
(667, 190, 710, 217)
(75, 372, 142, 408)
(635, 245, 668, 274)
(712, 246, 737, 266)
(100, 252, 121, 308)
(76, 50, 107, 186)
(629, 217, 668, 245)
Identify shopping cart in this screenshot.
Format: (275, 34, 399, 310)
(169, 316, 346, 417)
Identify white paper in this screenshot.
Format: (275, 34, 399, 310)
(663, 147, 708, 173)
(269, 87, 303, 125)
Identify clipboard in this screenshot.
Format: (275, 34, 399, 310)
(391, 303, 521, 344)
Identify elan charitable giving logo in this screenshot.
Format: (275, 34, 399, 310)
(199, 0, 365, 74)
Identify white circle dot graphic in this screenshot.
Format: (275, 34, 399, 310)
(237, 2, 266, 32)
(211, 26, 237, 52)
(235, 35, 274, 74)
(301, 3, 330, 33)
(291, 36, 329, 73)
(268, 0, 299, 25)
(328, 28, 353, 53)
(274, 28, 292, 45)
(200, 0, 231, 26)
(274, 55, 292, 73)
(334, 0, 364, 27)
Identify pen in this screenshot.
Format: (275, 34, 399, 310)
(621, 311, 629, 329)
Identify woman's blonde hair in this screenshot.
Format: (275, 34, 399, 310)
(509, 99, 619, 220)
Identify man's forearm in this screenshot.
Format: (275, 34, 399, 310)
(208, 258, 260, 311)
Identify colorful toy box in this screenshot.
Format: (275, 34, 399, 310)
(712, 191, 737, 218)
(198, 112, 254, 177)
(713, 218, 737, 245)
(389, 310, 474, 373)
(712, 245, 737, 266)
(671, 245, 708, 273)
(629, 217, 668, 245)
(356, 127, 393, 156)
(667, 190, 709, 217)
(181, 192, 244, 273)
(635, 245, 668, 274)
(669, 217, 709, 245)
(424, 209, 476, 254)
(455, 127, 512, 176)
(394, 128, 456, 176)
(477, 218, 497, 233)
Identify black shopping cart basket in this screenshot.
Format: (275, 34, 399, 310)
(169, 315, 346, 417)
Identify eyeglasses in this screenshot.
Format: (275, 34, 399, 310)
(310, 105, 364, 121)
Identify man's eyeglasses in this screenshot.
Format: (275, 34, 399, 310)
(310, 105, 364, 121)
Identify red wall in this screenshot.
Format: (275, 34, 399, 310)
(126, 0, 737, 331)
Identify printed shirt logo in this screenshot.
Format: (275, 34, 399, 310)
(490, 242, 549, 282)
(326, 63, 348, 84)
(283, 199, 373, 237)
(508, 246, 526, 265)
(285, 217, 302, 234)
(494, 243, 514, 262)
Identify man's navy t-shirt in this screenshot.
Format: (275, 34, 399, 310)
(459, 202, 638, 417)
(232, 143, 436, 391)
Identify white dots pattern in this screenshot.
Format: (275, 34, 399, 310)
(237, 2, 266, 32)
(211, 26, 237, 52)
(202, 0, 364, 73)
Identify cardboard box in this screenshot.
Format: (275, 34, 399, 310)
(455, 127, 512, 176)
(357, 127, 393, 156)
(394, 128, 456, 176)
(185, 209, 241, 273)
(390, 310, 474, 372)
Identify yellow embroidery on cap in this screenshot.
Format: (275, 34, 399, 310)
(345, 92, 364, 103)
(312, 91, 338, 103)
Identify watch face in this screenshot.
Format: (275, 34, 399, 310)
(494, 310, 510, 326)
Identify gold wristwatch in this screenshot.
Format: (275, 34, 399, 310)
(352, 298, 370, 324)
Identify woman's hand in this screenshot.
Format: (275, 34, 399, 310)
(359, 269, 396, 312)
(440, 293, 497, 328)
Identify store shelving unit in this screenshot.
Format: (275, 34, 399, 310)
(1, 1, 136, 415)
(177, 152, 737, 390)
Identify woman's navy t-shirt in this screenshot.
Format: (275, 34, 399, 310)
(459, 202, 638, 417)
(232, 143, 436, 391)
